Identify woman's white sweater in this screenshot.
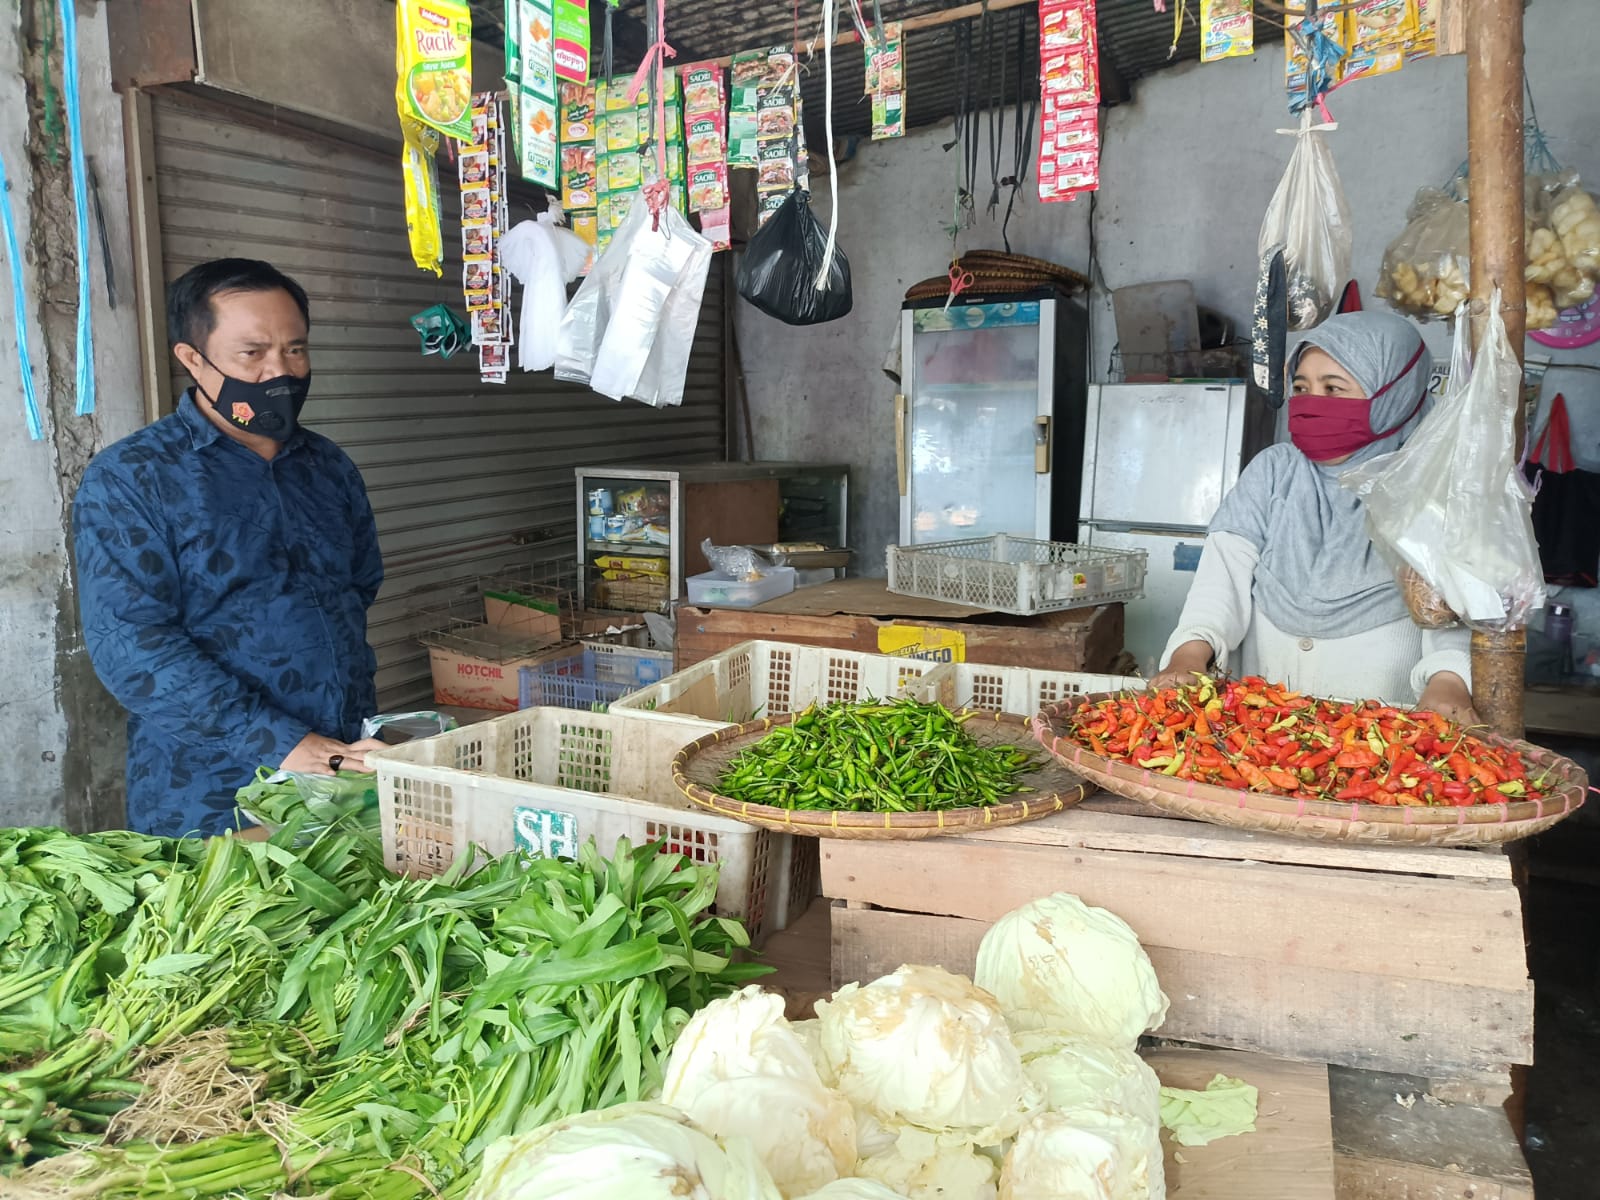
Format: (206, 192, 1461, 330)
(1160, 531, 1473, 705)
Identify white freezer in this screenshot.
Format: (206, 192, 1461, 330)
(1079, 523, 1208, 678)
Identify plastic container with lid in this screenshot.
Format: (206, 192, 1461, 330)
(685, 566, 797, 608)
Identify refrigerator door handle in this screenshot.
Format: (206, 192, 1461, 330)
(1034, 415, 1051, 474)
(895, 393, 909, 497)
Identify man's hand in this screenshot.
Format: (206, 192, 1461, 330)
(280, 732, 389, 775)
(1416, 671, 1481, 727)
(1149, 639, 1214, 691)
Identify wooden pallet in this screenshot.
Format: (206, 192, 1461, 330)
(823, 806, 1533, 1101)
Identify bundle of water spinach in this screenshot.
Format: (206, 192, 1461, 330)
(718, 698, 1036, 813)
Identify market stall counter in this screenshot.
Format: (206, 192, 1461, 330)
(675, 576, 1127, 673)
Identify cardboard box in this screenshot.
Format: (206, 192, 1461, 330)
(428, 635, 575, 711)
(483, 591, 563, 641)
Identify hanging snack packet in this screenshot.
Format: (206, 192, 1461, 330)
(401, 117, 444, 275)
(554, 0, 591, 82)
(1201, 0, 1254, 63)
(516, 0, 560, 187)
(728, 50, 767, 167)
(864, 22, 906, 140)
(1407, 0, 1439, 61)
(1342, 0, 1415, 82)
(1037, 0, 1099, 203)
(395, 0, 475, 142)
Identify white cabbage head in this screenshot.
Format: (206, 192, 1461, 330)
(1000, 1109, 1162, 1200)
(817, 965, 1041, 1141)
(857, 1126, 1000, 1200)
(469, 1101, 782, 1200)
(974, 894, 1168, 1046)
(661, 987, 856, 1198)
(1012, 1032, 1162, 1127)
(795, 1181, 907, 1200)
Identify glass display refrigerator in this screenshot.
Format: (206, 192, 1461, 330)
(896, 290, 1090, 545)
(575, 463, 850, 613)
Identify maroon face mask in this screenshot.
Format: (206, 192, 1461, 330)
(1288, 343, 1427, 462)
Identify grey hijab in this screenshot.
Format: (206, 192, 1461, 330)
(1210, 311, 1433, 639)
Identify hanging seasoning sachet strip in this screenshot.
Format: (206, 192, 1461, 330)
(57, 0, 93, 415)
(681, 61, 731, 249)
(463, 95, 514, 382)
(1037, 0, 1100, 202)
(516, 0, 561, 187)
(864, 21, 906, 139)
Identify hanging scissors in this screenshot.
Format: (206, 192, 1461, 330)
(944, 261, 976, 312)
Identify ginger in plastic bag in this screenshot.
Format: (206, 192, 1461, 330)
(1258, 112, 1353, 331)
(1340, 296, 1546, 633)
(1375, 186, 1470, 319)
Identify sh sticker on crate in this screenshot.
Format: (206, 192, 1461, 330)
(514, 806, 581, 859)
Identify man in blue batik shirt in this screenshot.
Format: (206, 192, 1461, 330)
(73, 259, 387, 837)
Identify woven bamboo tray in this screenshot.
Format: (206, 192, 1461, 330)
(672, 710, 1088, 839)
(1033, 696, 1590, 846)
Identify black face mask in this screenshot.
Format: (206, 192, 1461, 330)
(195, 353, 311, 442)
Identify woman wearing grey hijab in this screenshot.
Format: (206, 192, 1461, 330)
(1152, 311, 1476, 720)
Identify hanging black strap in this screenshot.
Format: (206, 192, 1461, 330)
(603, 0, 616, 89)
(984, 0, 1005, 216)
(1001, 10, 1037, 252)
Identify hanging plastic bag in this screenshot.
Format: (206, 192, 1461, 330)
(500, 211, 591, 372)
(736, 186, 853, 325)
(555, 198, 713, 407)
(1375, 185, 1471, 320)
(1341, 295, 1547, 632)
(1257, 111, 1352, 331)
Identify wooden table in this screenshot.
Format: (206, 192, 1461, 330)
(675, 577, 1125, 674)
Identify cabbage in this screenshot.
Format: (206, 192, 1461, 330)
(857, 1127, 999, 1200)
(675, 1075, 856, 1198)
(662, 987, 822, 1100)
(661, 988, 856, 1197)
(791, 1018, 836, 1087)
(1000, 1109, 1161, 1200)
(974, 894, 1168, 1046)
(796, 1181, 907, 1200)
(470, 1101, 783, 1200)
(1013, 1032, 1162, 1127)
(817, 965, 1040, 1142)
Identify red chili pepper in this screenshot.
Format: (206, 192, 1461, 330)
(1336, 749, 1380, 770)
(1337, 779, 1381, 800)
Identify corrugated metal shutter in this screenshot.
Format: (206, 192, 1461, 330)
(148, 90, 727, 707)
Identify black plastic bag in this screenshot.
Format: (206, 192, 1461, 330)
(736, 187, 852, 325)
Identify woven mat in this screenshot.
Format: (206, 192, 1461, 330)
(905, 250, 1090, 303)
(672, 711, 1088, 840)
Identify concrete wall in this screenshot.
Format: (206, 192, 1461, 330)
(736, 0, 1600, 574)
(0, 5, 144, 829)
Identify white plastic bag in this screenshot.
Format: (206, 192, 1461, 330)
(500, 212, 590, 372)
(556, 198, 712, 408)
(1258, 111, 1353, 331)
(1340, 295, 1547, 631)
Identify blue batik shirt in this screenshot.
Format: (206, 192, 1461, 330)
(72, 392, 382, 837)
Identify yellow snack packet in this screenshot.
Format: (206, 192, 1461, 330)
(1343, 0, 1415, 80)
(400, 117, 443, 276)
(1200, 0, 1254, 63)
(395, 0, 475, 142)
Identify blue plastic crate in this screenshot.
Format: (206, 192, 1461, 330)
(518, 646, 671, 711)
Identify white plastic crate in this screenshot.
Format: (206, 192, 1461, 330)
(608, 640, 954, 733)
(915, 663, 1143, 718)
(887, 535, 1148, 616)
(368, 708, 783, 944)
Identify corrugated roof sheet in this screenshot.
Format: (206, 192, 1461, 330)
(470, 0, 1285, 137)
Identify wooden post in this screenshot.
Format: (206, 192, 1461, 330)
(1465, 0, 1527, 741)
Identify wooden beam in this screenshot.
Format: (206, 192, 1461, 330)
(703, 0, 1038, 67)
(1465, 0, 1527, 740)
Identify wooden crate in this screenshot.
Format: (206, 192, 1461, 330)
(676, 577, 1124, 673)
(823, 805, 1532, 1099)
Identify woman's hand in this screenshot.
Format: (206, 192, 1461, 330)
(1149, 640, 1214, 691)
(1416, 671, 1480, 727)
(280, 732, 389, 775)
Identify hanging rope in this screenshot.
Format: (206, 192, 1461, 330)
(983, 0, 1005, 217)
(625, 0, 676, 229)
(58, 0, 93, 417)
(0, 149, 42, 440)
(813, 0, 842, 288)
